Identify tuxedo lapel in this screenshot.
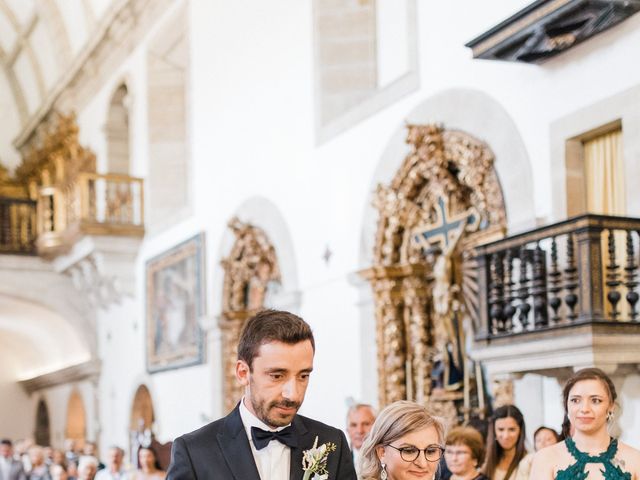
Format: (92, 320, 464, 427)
(217, 406, 261, 480)
(289, 415, 310, 480)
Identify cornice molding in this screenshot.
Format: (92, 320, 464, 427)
(466, 0, 640, 63)
(19, 358, 101, 394)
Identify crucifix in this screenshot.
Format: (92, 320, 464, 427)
(412, 196, 480, 255)
(411, 195, 480, 402)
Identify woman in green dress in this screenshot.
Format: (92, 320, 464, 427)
(530, 368, 640, 479)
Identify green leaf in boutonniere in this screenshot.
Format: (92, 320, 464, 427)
(302, 436, 337, 480)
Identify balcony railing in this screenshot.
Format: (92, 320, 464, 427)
(474, 214, 640, 340)
(0, 196, 37, 254)
(36, 173, 144, 255)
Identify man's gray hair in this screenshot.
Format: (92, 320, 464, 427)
(346, 403, 376, 418)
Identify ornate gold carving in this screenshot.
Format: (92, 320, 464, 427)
(0, 113, 144, 257)
(490, 375, 515, 408)
(220, 218, 281, 412)
(365, 123, 507, 419)
(16, 112, 96, 190)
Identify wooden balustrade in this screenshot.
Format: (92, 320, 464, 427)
(0, 196, 37, 254)
(34, 173, 144, 256)
(474, 214, 640, 339)
(74, 173, 144, 229)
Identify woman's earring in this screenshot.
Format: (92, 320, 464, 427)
(607, 411, 614, 422)
(380, 462, 388, 480)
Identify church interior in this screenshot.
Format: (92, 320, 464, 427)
(2, 0, 640, 466)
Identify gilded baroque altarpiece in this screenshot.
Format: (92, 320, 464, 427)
(362, 123, 507, 424)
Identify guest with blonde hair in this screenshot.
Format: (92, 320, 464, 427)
(359, 400, 446, 480)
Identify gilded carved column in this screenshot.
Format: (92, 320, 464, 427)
(403, 274, 432, 404)
(219, 217, 280, 413)
(366, 122, 508, 418)
(371, 275, 406, 405)
(219, 310, 252, 413)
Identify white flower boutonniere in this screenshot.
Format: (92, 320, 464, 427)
(302, 436, 337, 480)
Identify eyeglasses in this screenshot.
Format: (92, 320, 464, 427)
(385, 444, 445, 463)
(444, 448, 472, 457)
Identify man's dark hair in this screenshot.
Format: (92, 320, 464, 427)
(0, 439, 11, 447)
(238, 309, 315, 369)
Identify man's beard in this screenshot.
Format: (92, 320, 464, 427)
(249, 386, 300, 427)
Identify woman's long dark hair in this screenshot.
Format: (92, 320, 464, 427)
(137, 445, 162, 471)
(482, 405, 527, 480)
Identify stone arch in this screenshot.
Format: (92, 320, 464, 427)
(65, 389, 87, 447)
(105, 83, 131, 174)
(362, 122, 508, 424)
(129, 384, 155, 432)
(35, 397, 51, 446)
(215, 196, 300, 413)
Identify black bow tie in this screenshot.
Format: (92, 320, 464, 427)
(251, 425, 298, 450)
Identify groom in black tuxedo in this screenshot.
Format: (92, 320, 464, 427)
(167, 309, 357, 480)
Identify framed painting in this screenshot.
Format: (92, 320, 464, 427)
(146, 233, 206, 373)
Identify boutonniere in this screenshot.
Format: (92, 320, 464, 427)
(302, 436, 337, 480)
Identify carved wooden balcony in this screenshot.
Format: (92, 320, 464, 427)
(0, 196, 37, 255)
(36, 173, 144, 256)
(471, 214, 640, 377)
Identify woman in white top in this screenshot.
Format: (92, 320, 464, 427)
(482, 405, 532, 480)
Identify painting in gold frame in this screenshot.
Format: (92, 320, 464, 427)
(146, 233, 205, 373)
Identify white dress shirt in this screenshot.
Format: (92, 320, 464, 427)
(239, 398, 291, 480)
(352, 447, 361, 474)
(0, 456, 11, 480)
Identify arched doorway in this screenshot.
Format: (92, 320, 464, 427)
(65, 389, 86, 448)
(35, 398, 51, 446)
(363, 124, 507, 424)
(128, 384, 172, 470)
(130, 384, 154, 432)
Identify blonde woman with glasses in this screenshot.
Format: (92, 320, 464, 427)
(359, 400, 446, 480)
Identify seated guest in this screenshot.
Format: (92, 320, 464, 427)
(533, 426, 560, 451)
(27, 446, 51, 480)
(0, 439, 27, 480)
(482, 405, 531, 480)
(130, 447, 165, 480)
(359, 400, 445, 480)
(530, 367, 640, 479)
(66, 461, 78, 480)
(94, 447, 125, 480)
(81, 445, 103, 471)
(77, 457, 98, 480)
(49, 464, 69, 480)
(50, 450, 66, 469)
(346, 403, 376, 471)
(444, 427, 488, 480)
(63, 441, 77, 467)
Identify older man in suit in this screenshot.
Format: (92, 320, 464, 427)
(167, 309, 356, 480)
(0, 440, 26, 480)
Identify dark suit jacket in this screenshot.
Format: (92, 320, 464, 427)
(167, 405, 356, 480)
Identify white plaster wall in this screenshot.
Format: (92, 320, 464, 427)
(0, 368, 34, 441)
(619, 374, 640, 446)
